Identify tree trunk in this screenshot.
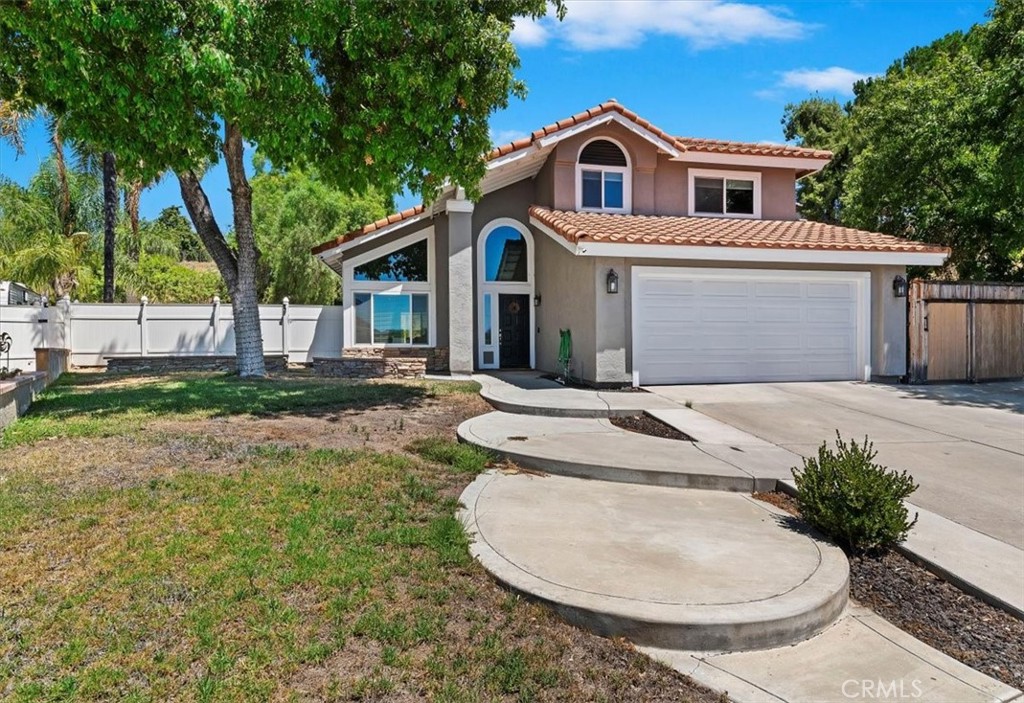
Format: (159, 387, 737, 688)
(222, 122, 266, 378)
(176, 123, 266, 378)
(124, 179, 142, 261)
(102, 151, 117, 302)
(49, 124, 73, 237)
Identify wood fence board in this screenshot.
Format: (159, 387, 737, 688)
(925, 302, 969, 381)
(974, 303, 1024, 380)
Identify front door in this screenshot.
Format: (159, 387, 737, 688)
(498, 293, 530, 368)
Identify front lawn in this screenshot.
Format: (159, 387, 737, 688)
(0, 373, 716, 702)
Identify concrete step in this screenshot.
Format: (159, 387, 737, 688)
(643, 606, 1021, 703)
(459, 470, 849, 652)
(458, 411, 770, 492)
(474, 372, 680, 418)
(458, 411, 792, 492)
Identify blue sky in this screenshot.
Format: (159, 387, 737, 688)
(0, 0, 990, 227)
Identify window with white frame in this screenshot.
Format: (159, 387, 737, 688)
(576, 139, 630, 213)
(347, 235, 433, 346)
(689, 169, 761, 218)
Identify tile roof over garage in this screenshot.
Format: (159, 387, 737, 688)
(528, 206, 950, 254)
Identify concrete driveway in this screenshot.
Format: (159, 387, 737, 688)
(648, 381, 1024, 550)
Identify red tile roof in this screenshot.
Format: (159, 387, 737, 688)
(486, 100, 832, 162)
(529, 206, 949, 255)
(676, 136, 832, 159)
(313, 101, 835, 256)
(311, 205, 425, 255)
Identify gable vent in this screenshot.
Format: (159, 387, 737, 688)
(579, 139, 627, 167)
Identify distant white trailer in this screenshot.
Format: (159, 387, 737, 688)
(0, 281, 42, 306)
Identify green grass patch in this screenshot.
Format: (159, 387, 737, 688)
(407, 436, 494, 474)
(0, 373, 705, 701)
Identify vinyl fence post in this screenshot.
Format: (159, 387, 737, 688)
(139, 296, 149, 356)
(211, 296, 221, 354)
(281, 297, 290, 362)
(60, 295, 72, 354)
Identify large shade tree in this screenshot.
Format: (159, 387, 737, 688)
(782, 1, 1023, 280)
(0, 0, 560, 376)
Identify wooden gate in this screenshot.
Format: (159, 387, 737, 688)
(909, 280, 1024, 383)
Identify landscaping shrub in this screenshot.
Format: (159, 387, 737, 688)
(792, 431, 918, 553)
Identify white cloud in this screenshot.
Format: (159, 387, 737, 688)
(779, 66, 869, 94)
(511, 17, 550, 48)
(511, 0, 810, 51)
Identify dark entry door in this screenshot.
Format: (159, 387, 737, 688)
(498, 293, 530, 368)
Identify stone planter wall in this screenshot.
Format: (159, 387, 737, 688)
(313, 347, 449, 379)
(105, 355, 288, 374)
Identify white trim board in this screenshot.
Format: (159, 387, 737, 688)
(674, 150, 828, 173)
(536, 111, 683, 157)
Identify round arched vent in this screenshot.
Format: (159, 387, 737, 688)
(579, 139, 627, 167)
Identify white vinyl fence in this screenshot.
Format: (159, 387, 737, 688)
(0, 297, 343, 370)
(0, 302, 67, 372)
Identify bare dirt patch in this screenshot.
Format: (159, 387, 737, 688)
(610, 413, 694, 441)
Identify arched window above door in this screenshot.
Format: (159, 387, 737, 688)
(484, 225, 528, 282)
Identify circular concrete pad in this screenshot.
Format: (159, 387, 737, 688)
(459, 470, 849, 651)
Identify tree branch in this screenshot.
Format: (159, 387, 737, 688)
(176, 169, 238, 291)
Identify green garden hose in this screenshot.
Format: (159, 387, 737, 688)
(558, 329, 572, 381)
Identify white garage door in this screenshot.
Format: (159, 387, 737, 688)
(632, 267, 870, 384)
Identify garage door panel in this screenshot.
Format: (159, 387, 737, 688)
(699, 306, 749, 323)
(754, 282, 803, 297)
(753, 306, 803, 323)
(702, 280, 750, 297)
(633, 268, 867, 384)
(807, 282, 857, 298)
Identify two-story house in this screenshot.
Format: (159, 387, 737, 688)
(312, 101, 949, 386)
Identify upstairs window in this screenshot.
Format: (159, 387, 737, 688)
(577, 138, 630, 213)
(689, 169, 761, 218)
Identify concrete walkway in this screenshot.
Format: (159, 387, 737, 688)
(644, 606, 1021, 703)
(461, 374, 1024, 618)
(474, 372, 680, 417)
(457, 411, 788, 491)
(460, 471, 1021, 703)
(460, 470, 850, 651)
(649, 381, 1024, 618)
(457, 374, 1022, 701)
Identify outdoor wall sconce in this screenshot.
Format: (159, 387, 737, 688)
(892, 275, 908, 298)
(534, 294, 542, 307)
(606, 269, 620, 294)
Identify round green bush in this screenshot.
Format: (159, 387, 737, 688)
(792, 432, 918, 553)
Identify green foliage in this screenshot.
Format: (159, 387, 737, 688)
(0, 168, 100, 298)
(0, 0, 560, 200)
(792, 432, 919, 553)
(143, 206, 208, 262)
(127, 255, 223, 303)
(783, 1, 1024, 280)
(251, 168, 389, 305)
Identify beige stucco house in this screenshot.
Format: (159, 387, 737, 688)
(312, 101, 949, 386)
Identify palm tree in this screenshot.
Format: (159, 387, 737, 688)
(72, 138, 118, 301)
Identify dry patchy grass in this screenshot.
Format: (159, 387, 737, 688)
(0, 373, 718, 702)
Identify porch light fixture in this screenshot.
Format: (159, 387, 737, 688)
(606, 269, 619, 294)
(892, 275, 908, 298)
(533, 294, 542, 307)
